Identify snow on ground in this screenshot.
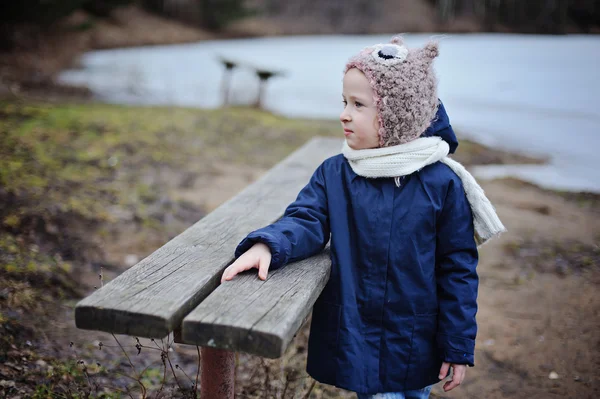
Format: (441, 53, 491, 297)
(59, 34, 600, 192)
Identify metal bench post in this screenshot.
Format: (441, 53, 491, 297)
(201, 347, 235, 399)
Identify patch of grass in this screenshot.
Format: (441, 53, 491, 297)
(494, 177, 600, 212)
(0, 349, 121, 399)
(0, 235, 79, 305)
(452, 139, 545, 166)
(555, 191, 600, 212)
(504, 238, 600, 280)
(0, 100, 343, 258)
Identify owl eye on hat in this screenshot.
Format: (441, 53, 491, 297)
(344, 36, 440, 147)
(371, 43, 409, 65)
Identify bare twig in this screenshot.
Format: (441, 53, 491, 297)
(106, 386, 133, 398)
(81, 366, 93, 395)
(153, 339, 165, 351)
(302, 380, 317, 399)
(195, 346, 201, 398)
(111, 334, 138, 376)
(261, 358, 270, 395)
(111, 333, 147, 398)
(162, 338, 184, 393)
(281, 373, 290, 399)
(155, 349, 168, 399)
(113, 370, 145, 383)
(100, 343, 162, 352)
(123, 385, 136, 399)
(176, 363, 195, 385)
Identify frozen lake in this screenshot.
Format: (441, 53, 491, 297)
(59, 34, 600, 192)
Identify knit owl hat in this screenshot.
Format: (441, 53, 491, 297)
(344, 36, 440, 147)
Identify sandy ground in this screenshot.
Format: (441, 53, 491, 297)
(439, 179, 599, 399)
(40, 159, 598, 399)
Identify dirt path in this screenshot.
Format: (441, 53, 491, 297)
(434, 178, 599, 398)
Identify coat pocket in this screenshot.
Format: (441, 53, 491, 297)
(406, 313, 441, 385)
(380, 314, 415, 387)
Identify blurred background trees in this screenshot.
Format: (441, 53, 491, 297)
(140, 0, 251, 31)
(2, 0, 599, 37)
(0, 0, 250, 50)
(0, 0, 133, 49)
(1, 0, 598, 51)
(1, 0, 133, 25)
(431, 0, 600, 33)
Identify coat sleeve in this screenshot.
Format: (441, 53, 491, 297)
(435, 176, 479, 367)
(235, 163, 330, 270)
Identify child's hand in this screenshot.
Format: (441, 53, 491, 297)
(221, 242, 272, 283)
(438, 362, 466, 392)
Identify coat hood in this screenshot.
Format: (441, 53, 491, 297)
(422, 100, 458, 154)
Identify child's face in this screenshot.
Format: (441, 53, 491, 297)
(341, 68, 380, 150)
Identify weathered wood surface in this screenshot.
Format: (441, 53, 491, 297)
(181, 248, 331, 358)
(75, 137, 342, 338)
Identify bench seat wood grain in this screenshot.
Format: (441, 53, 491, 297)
(181, 247, 331, 358)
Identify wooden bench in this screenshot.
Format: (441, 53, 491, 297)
(75, 137, 342, 398)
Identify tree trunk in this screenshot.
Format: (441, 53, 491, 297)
(484, 0, 501, 31)
(436, 0, 456, 22)
(557, 0, 570, 33)
(199, 0, 219, 30)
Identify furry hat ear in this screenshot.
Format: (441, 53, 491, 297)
(390, 35, 405, 46)
(422, 41, 439, 63)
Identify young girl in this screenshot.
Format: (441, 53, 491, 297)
(221, 37, 505, 398)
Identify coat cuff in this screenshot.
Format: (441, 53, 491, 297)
(437, 333, 475, 366)
(235, 229, 291, 270)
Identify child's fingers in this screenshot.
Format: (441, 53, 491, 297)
(221, 264, 237, 283)
(221, 257, 255, 282)
(455, 365, 466, 384)
(443, 375, 459, 392)
(257, 254, 270, 280)
(442, 365, 465, 392)
(224, 262, 250, 281)
(438, 362, 450, 380)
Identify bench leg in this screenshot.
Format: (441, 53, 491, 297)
(201, 347, 235, 398)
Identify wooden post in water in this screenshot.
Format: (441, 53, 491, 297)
(219, 58, 237, 107)
(254, 69, 282, 109)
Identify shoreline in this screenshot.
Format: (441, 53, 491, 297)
(6, 76, 597, 197)
(2, 91, 585, 196)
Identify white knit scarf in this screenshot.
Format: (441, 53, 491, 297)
(342, 137, 506, 246)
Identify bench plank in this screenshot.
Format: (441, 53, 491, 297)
(181, 248, 331, 358)
(75, 137, 342, 338)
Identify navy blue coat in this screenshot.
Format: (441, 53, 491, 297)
(235, 102, 479, 394)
